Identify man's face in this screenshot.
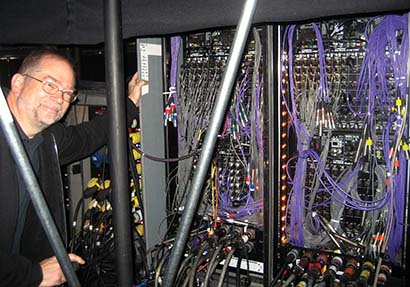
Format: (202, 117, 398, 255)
(17, 56, 75, 132)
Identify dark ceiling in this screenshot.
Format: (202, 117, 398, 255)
(0, 0, 409, 45)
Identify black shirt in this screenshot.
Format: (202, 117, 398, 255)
(11, 124, 43, 255)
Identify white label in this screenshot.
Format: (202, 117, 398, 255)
(139, 43, 162, 96)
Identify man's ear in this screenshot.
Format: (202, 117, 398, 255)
(10, 73, 25, 95)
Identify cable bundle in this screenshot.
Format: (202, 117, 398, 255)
(169, 29, 264, 230)
(281, 14, 409, 266)
(70, 135, 148, 286)
(151, 224, 255, 287)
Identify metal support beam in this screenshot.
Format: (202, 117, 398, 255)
(103, 0, 134, 286)
(162, 0, 259, 286)
(263, 24, 275, 287)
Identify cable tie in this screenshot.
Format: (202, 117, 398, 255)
(403, 142, 409, 159)
(376, 150, 382, 160)
(163, 90, 176, 96)
(240, 103, 248, 123)
(172, 113, 177, 127)
(389, 148, 394, 159)
(366, 138, 373, 146)
(330, 112, 336, 129)
(321, 105, 325, 125)
(319, 121, 322, 137)
(249, 183, 255, 192)
(245, 175, 251, 185)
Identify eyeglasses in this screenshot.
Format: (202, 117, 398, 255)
(23, 74, 77, 103)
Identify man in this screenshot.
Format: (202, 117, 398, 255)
(0, 48, 147, 286)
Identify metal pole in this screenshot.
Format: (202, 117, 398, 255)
(162, 0, 259, 286)
(263, 24, 276, 287)
(0, 90, 81, 287)
(103, 0, 134, 286)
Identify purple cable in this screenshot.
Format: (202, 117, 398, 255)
(387, 151, 406, 261)
(281, 25, 308, 246)
(306, 150, 389, 209)
(170, 36, 181, 143)
(254, 75, 264, 153)
(312, 23, 330, 103)
(283, 16, 409, 256)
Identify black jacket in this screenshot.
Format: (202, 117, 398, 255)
(0, 99, 138, 286)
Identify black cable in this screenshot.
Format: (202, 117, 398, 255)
(92, 210, 109, 241)
(203, 239, 228, 287)
(191, 254, 211, 287)
(203, 248, 227, 287)
(188, 240, 210, 287)
(72, 100, 88, 248)
(84, 241, 115, 271)
(149, 242, 171, 277)
(127, 136, 150, 280)
(180, 237, 208, 287)
(165, 165, 179, 213)
(180, 268, 191, 287)
(128, 138, 144, 215)
(270, 249, 299, 287)
(81, 239, 115, 285)
(82, 224, 114, 266)
(157, 212, 180, 243)
(181, 236, 208, 287)
(133, 230, 149, 278)
(245, 246, 251, 286)
(75, 201, 118, 287)
(236, 252, 242, 287)
(154, 250, 170, 287)
(131, 143, 195, 162)
(70, 197, 84, 252)
(174, 253, 195, 287)
(216, 247, 236, 287)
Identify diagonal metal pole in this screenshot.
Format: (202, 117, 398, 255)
(162, 0, 259, 286)
(0, 90, 81, 287)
